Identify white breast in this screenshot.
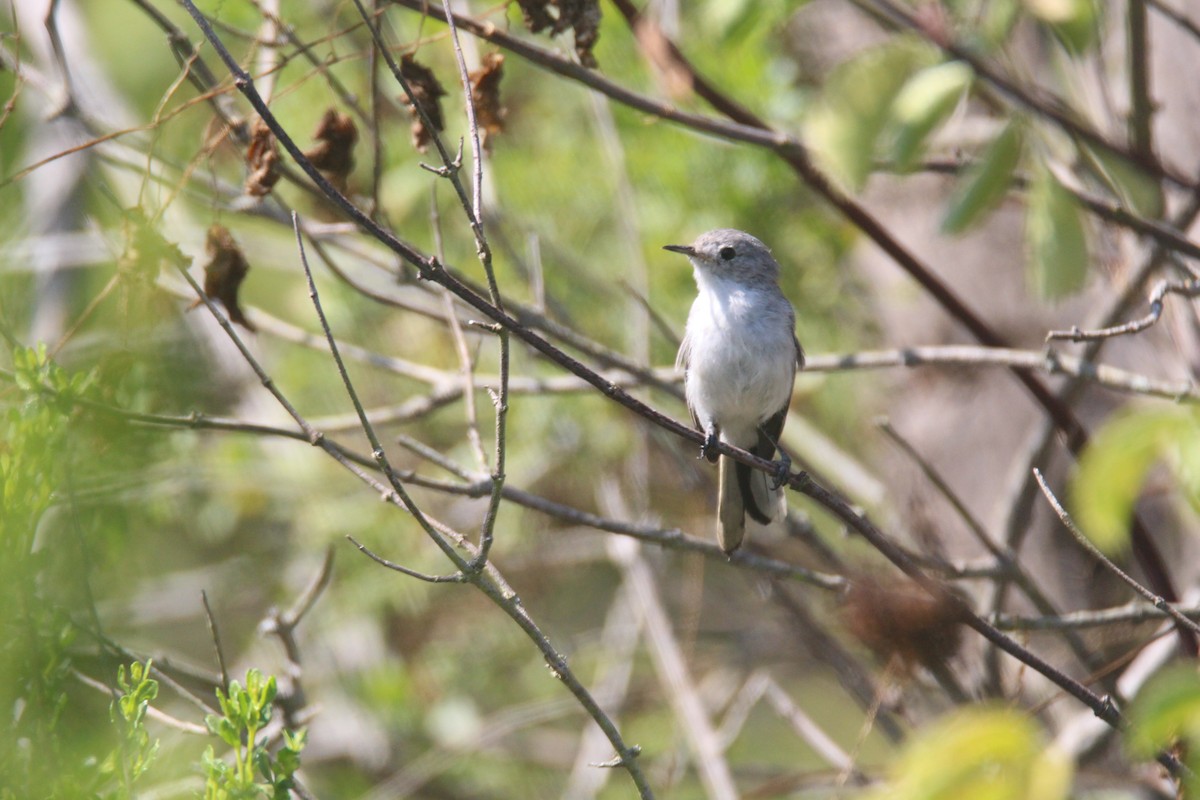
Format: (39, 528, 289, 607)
(682, 278, 796, 444)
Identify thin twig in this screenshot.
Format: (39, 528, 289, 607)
(994, 602, 1200, 632)
(1047, 277, 1200, 342)
(73, 670, 209, 735)
(283, 198, 650, 794)
(200, 590, 230, 691)
(431, 192, 489, 470)
(259, 547, 335, 729)
(1147, 0, 1200, 44)
(1034, 468, 1200, 639)
(345, 536, 465, 583)
(394, 432, 478, 482)
(292, 212, 473, 572)
(436, 0, 508, 570)
(1127, 0, 1156, 167)
(348, 0, 475, 235)
(876, 419, 1108, 680)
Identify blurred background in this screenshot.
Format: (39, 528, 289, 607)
(3, 0, 1200, 797)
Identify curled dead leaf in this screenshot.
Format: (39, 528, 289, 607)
(304, 109, 358, 191)
(515, 0, 555, 34)
(564, 0, 601, 68)
(470, 53, 506, 153)
(194, 224, 255, 332)
(245, 117, 281, 197)
(514, 0, 601, 68)
(399, 55, 447, 153)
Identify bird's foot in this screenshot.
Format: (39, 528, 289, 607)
(770, 451, 793, 490)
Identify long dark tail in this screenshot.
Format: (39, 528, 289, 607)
(718, 457, 776, 554)
(717, 455, 745, 554)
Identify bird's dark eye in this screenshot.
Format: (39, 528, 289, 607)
(719, 246, 736, 261)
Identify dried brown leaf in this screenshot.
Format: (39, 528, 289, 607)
(515, 0, 555, 34)
(399, 55, 447, 153)
(470, 53, 506, 153)
(198, 224, 255, 331)
(303, 109, 358, 191)
(514, 0, 601, 68)
(244, 117, 281, 197)
(562, 0, 601, 68)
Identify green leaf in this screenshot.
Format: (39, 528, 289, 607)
(1078, 145, 1164, 218)
(1070, 407, 1200, 553)
(871, 707, 1071, 800)
(1022, 0, 1100, 51)
(1128, 667, 1200, 758)
(890, 61, 973, 170)
(806, 40, 933, 190)
(1025, 162, 1089, 299)
(206, 714, 242, 747)
(942, 120, 1024, 233)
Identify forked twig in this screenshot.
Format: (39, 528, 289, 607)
(1047, 277, 1200, 342)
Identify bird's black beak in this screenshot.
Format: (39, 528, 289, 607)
(663, 244, 695, 256)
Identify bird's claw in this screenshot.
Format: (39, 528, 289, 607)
(770, 451, 792, 490)
(699, 429, 720, 463)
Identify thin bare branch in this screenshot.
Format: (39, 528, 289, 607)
(1047, 276, 1200, 342)
(876, 419, 1108, 680)
(995, 602, 1200, 632)
(73, 670, 209, 736)
(200, 590, 230, 691)
(345, 536, 465, 583)
(1034, 468, 1200, 639)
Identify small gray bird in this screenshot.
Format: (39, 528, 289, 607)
(665, 229, 803, 554)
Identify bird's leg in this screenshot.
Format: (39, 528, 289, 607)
(700, 425, 720, 463)
(770, 448, 792, 490)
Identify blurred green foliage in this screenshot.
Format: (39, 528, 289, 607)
(1071, 406, 1200, 554)
(0, 0, 1191, 795)
(867, 707, 1071, 800)
(1128, 665, 1200, 795)
(105, 660, 161, 796)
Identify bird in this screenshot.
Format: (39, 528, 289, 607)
(664, 229, 803, 554)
